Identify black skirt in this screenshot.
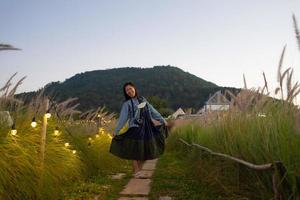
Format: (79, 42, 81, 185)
(109, 105, 168, 160)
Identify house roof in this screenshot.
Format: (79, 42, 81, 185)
(206, 90, 230, 105)
(172, 108, 185, 118)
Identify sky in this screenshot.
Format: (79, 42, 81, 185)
(1, 0, 300, 95)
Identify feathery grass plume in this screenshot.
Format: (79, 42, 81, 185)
(262, 72, 269, 94)
(292, 14, 300, 51)
(0, 43, 21, 51)
(79, 109, 94, 120)
(26, 88, 52, 120)
(89, 107, 102, 121)
(169, 68, 300, 198)
(7, 76, 26, 98)
(279, 67, 291, 100)
(277, 45, 286, 83)
(275, 87, 281, 95)
(0, 74, 128, 199)
(53, 97, 81, 120)
(231, 89, 260, 112)
(91, 106, 109, 121)
(0, 73, 25, 112)
(243, 73, 247, 89)
(0, 72, 17, 93)
(286, 68, 293, 98)
(286, 81, 300, 103)
(55, 97, 79, 111)
(224, 89, 238, 104)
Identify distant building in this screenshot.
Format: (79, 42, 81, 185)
(197, 90, 231, 114)
(171, 108, 185, 119)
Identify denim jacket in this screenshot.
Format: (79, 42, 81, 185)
(114, 97, 166, 135)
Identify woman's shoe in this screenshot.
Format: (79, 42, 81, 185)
(133, 171, 142, 178)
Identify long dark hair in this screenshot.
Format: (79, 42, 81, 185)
(123, 82, 138, 100)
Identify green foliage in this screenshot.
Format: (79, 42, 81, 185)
(168, 100, 300, 198)
(0, 82, 130, 200)
(150, 152, 233, 200)
(147, 96, 174, 117)
(18, 66, 238, 113)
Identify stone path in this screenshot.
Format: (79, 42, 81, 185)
(118, 159, 158, 200)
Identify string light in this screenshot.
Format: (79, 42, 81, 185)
(64, 142, 69, 147)
(54, 127, 59, 136)
(31, 117, 37, 128)
(72, 150, 76, 154)
(95, 134, 99, 138)
(97, 114, 101, 118)
(10, 123, 17, 136)
(45, 109, 51, 119)
(88, 137, 92, 141)
(99, 128, 104, 134)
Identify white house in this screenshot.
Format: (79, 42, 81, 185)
(171, 108, 185, 119)
(197, 90, 231, 113)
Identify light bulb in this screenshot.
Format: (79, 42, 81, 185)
(88, 137, 92, 141)
(45, 112, 51, 119)
(54, 127, 59, 136)
(64, 142, 69, 147)
(31, 121, 37, 128)
(11, 129, 17, 136)
(31, 117, 37, 128)
(95, 134, 99, 138)
(72, 150, 76, 154)
(11, 123, 17, 135)
(54, 130, 59, 136)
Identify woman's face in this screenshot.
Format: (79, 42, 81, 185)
(125, 85, 136, 98)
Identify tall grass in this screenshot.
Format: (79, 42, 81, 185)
(0, 74, 128, 199)
(167, 16, 300, 199)
(169, 93, 300, 198)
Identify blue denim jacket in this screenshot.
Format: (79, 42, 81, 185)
(114, 97, 166, 135)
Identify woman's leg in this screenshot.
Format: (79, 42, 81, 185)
(137, 160, 143, 171)
(132, 160, 140, 173)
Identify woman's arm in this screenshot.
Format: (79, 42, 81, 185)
(114, 102, 129, 135)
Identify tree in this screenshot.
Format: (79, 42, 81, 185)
(146, 96, 174, 117)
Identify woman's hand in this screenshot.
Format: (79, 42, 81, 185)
(152, 119, 162, 126)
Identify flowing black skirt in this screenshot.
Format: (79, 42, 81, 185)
(109, 106, 168, 160)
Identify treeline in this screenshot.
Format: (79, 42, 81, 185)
(18, 66, 239, 116)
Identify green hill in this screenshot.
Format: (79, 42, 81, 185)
(19, 66, 239, 114)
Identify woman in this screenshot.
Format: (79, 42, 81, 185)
(109, 82, 168, 177)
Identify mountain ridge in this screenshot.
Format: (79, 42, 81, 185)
(18, 65, 239, 114)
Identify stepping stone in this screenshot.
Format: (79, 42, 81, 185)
(142, 162, 156, 170)
(118, 197, 148, 200)
(145, 159, 158, 164)
(120, 178, 151, 195)
(135, 170, 154, 178)
(111, 173, 126, 180)
(159, 196, 172, 200)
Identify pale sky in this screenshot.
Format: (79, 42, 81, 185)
(1, 0, 300, 95)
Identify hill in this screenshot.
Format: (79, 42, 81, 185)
(19, 66, 238, 114)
